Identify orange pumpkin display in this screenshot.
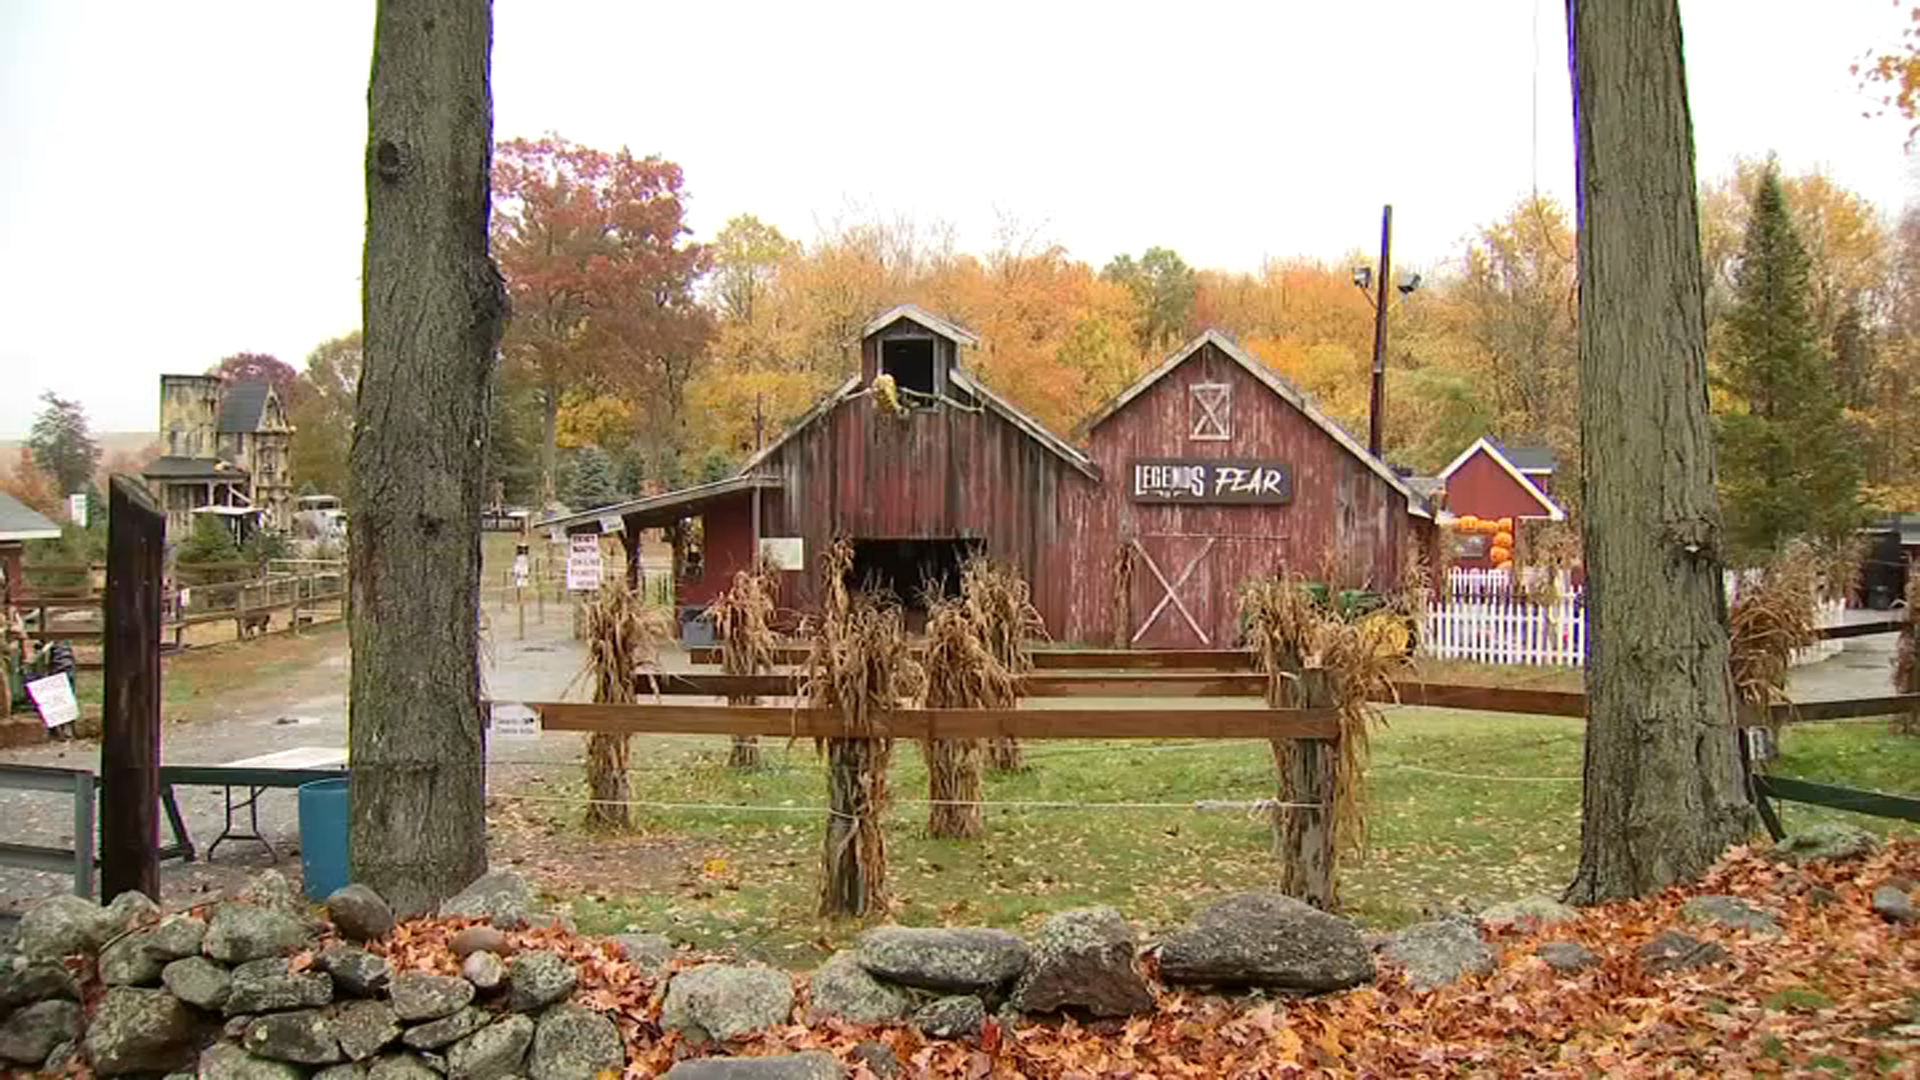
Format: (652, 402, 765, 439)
(1494, 559, 1513, 571)
(1489, 545, 1512, 564)
(1497, 517, 1514, 533)
(1457, 515, 1480, 531)
(1494, 530, 1514, 549)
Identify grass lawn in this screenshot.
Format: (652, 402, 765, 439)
(497, 707, 1918, 967)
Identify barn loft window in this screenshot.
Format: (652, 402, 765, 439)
(1189, 382, 1231, 441)
(880, 337, 937, 398)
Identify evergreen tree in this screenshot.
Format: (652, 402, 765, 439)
(1715, 167, 1862, 559)
(26, 392, 100, 496)
(569, 446, 619, 510)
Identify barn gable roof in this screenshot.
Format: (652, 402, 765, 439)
(860, 304, 981, 346)
(1438, 437, 1566, 521)
(1079, 329, 1430, 517)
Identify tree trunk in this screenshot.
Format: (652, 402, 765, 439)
(1564, 0, 1754, 904)
(539, 379, 559, 510)
(351, 0, 505, 917)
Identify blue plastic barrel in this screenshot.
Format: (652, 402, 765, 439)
(297, 778, 351, 900)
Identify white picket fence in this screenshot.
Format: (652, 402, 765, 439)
(1420, 569, 1846, 668)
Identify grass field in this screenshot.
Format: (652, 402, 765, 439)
(494, 708, 1920, 966)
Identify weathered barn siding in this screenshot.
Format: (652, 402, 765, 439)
(1064, 341, 1414, 648)
(1445, 449, 1555, 523)
(678, 492, 758, 609)
(756, 366, 1093, 635)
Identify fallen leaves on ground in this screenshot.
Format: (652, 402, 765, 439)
(370, 840, 1916, 1077)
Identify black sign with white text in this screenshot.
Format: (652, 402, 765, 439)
(1128, 459, 1293, 504)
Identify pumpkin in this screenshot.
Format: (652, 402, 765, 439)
(1489, 545, 1512, 564)
(1457, 514, 1480, 531)
(1494, 530, 1514, 549)
(1497, 517, 1514, 532)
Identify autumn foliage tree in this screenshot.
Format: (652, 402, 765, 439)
(492, 136, 712, 504)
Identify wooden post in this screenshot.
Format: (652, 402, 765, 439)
(290, 574, 302, 636)
(1273, 667, 1335, 908)
(102, 476, 163, 901)
(516, 585, 525, 640)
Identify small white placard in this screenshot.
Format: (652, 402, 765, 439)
(67, 493, 87, 528)
(511, 553, 530, 588)
(566, 534, 603, 591)
(26, 673, 78, 729)
(758, 537, 805, 571)
(548, 526, 565, 544)
(489, 701, 541, 739)
(599, 515, 624, 534)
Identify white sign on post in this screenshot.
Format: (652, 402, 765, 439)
(598, 515, 624, 534)
(488, 701, 542, 739)
(549, 526, 565, 545)
(566, 534, 603, 591)
(511, 553, 530, 588)
(67, 493, 87, 529)
(758, 537, 805, 571)
(26, 673, 78, 729)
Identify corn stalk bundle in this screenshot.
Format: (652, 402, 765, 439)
(1728, 548, 1819, 737)
(919, 587, 1015, 839)
(1896, 572, 1918, 736)
(961, 556, 1044, 772)
(1109, 543, 1135, 648)
(1314, 613, 1406, 862)
(707, 566, 777, 769)
(805, 538, 924, 919)
(579, 580, 672, 830)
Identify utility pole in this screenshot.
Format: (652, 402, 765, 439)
(1367, 204, 1393, 458)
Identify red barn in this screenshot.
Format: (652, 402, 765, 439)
(538, 312, 1433, 648)
(1061, 331, 1432, 647)
(1437, 437, 1565, 526)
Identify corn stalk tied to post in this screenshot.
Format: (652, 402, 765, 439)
(919, 583, 1016, 839)
(1728, 546, 1819, 741)
(706, 565, 777, 769)
(578, 580, 671, 830)
(962, 556, 1044, 773)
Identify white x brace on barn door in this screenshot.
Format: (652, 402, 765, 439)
(1131, 537, 1216, 646)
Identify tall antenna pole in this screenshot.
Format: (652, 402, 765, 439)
(1367, 204, 1393, 458)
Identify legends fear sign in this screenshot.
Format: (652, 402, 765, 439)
(1129, 459, 1293, 504)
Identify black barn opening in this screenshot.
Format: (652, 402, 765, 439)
(880, 337, 937, 397)
(848, 538, 981, 625)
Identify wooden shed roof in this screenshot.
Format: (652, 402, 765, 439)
(1438, 437, 1566, 521)
(859, 304, 981, 346)
(1080, 330, 1431, 517)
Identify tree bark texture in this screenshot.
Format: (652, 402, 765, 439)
(351, 0, 506, 916)
(1564, 0, 1754, 903)
(1271, 668, 1333, 908)
(820, 737, 891, 919)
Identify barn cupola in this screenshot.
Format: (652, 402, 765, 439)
(860, 304, 980, 407)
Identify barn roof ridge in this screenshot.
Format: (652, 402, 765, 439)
(1437, 437, 1566, 521)
(859, 304, 981, 347)
(1079, 329, 1431, 518)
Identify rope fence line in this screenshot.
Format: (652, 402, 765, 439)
(485, 791, 1329, 814)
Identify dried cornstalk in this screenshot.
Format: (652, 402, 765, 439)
(578, 580, 672, 830)
(1728, 549, 1819, 738)
(1896, 572, 1918, 736)
(707, 565, 777, 769)
(919, 587, 1015, 839)
(961, 557, 1044, 772)
(805, 538, 924, 919)
(1109, 543, 1134, 648)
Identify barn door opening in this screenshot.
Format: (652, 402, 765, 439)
(849, 538, 982, 626)
(1130, 537, 1216, 647)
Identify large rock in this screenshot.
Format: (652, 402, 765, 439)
(226, 957, 334, 1015)
(369, 1054, 443, 1080)
(462, 951, 506, 992)
(1638, 930, 1731, 974)
(98, 891, 162, 938)
(199, 1042, 309, 1080)
(83, 987, 196, 1075)
(1380, 920, 1496, 991)
(913, 996, 985, 1040)
(314, 1065, 371, 1080)
(1479, 896, 1581, 932)
(528, 1004, 622, 1080)
(204, 903, 314, 964)
(403, 1006, 491, 1051)
(614, 933, 674, 970)
(1679, 896, 1780, 935)
(1010, 907, 1153, 1017)
(663, 1052, 846, 1079)
(857, 928, 1030, 994)
(101, 926, 190, 987)
(327, 885, 397, 943)
(161, 955, 233, 1011)
(505, 951, 577, 1012)
(1874, 885, 1917, 924)
(319, 945, 394, 998)
(1772, 823, 1878, 864)
(807, 951, 914, 1025)
(0, 999, 83, 1065)
(390, 972, 476, 1022)
(238, 871, 305, 915)
(17, 895, 105, 960)
(1535, 942, 1600, 972)
(1156, 892, 1374, 992)
(245, 1009, 345, 1065)
(0, 961, 80, 1006)
(440, 871, 533, 929)
(150, 915, 209, 959)
(662, 965, 796, 1044)
(335, 1000, 403, 1061)
(446, 1013, 534, 1080)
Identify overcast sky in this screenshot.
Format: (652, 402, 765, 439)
(1, 0, 1913, 435)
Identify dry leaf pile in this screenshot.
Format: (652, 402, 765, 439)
(325, 839, 1917, 1078)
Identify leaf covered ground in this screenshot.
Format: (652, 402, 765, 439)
(372, 840, 1919, 1078)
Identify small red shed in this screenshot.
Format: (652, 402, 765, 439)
(1061, 331, 1433, 648)
(1437, 437, 1565, 526)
